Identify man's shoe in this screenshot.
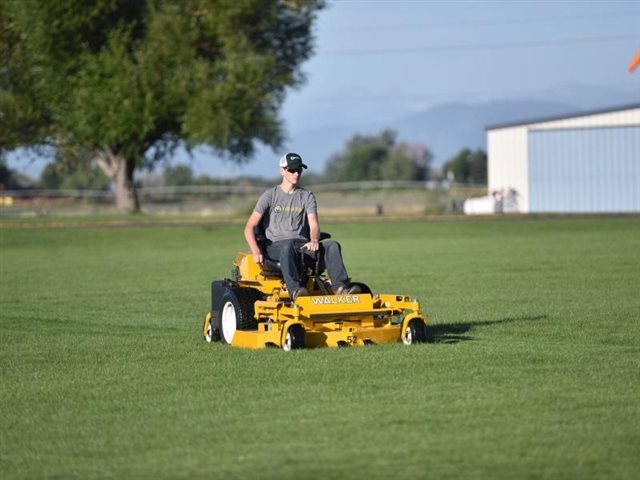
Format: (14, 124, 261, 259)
(293, 287, 310, 301)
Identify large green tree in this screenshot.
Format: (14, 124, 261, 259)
(0, 0, 323, 212)
(325, 130, 432, 182)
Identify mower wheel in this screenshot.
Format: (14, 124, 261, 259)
(350, 282, 372, 294)
(402, 318, 427, 345)
(283, 324, 305, 351)
(219, 288, 261, 345)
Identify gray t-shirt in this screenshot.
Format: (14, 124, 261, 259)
(254, 186, 318, 242)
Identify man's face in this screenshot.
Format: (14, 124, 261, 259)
(281, 166, 302, 184)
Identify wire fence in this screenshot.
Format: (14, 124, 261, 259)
(0, 182, 486, 219)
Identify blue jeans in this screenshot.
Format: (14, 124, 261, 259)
(264, 239, 349, 294)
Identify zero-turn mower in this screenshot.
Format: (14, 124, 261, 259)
(202, 237, 428, 350)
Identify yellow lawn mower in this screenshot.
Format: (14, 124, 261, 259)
(202, 237, 428, 350)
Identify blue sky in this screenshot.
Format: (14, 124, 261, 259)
(284, 0, 638, 128)
(9, 0, 639, 180)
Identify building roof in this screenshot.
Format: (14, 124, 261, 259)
(485, 103, 640, 131)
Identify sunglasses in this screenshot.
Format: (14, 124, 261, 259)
(286, 167, 303, 174)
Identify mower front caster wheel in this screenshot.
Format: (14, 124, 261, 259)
(402, 318, 427, 345)
(283, 324, 305, 351)
(203, 312, 214, 343)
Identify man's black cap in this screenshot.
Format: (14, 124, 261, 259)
(279, 152, 307, 170)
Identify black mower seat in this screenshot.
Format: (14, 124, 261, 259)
(261, 257, 283, 275)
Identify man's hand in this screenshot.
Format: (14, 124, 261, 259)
(245, 211, 264, 265)
(303, 240, 319, 252)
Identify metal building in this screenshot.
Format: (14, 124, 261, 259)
(485, 104, 640, 213)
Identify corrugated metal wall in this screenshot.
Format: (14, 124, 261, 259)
(528, 126, 640, 212)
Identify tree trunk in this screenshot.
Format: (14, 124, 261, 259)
(96, 149, 140, 214)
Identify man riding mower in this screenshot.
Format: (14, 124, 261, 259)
(202, 152, 428, 350)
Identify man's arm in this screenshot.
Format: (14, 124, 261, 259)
(304, 212, 320, 252)
(244, 211, 264, 264)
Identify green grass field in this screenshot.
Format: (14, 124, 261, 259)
(1, 217, 639, 479)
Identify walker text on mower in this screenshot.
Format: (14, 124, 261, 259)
(202, 240, 428, 350)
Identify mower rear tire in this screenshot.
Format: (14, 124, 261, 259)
(402, 318, 427, 345)
(283, 324, 305, 351)
(219, 288, 262, 345)
(350, 282, 372, 294)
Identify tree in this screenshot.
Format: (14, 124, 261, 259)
(442, 148, 487, 184)
(0, 158, 30, 190)
(39, 160, 110, 190)
(163, 164, 194, 187)
(325, 129, 432, 182)
(1, 0, 324, 212)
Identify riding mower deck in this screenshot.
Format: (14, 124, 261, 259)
(202, 240, 428, 350)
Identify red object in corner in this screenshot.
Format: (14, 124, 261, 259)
(629, 50, 640, 73)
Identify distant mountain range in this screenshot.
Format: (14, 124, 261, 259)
(282, 83, 639, 174)
(291, 99, 577, 171)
